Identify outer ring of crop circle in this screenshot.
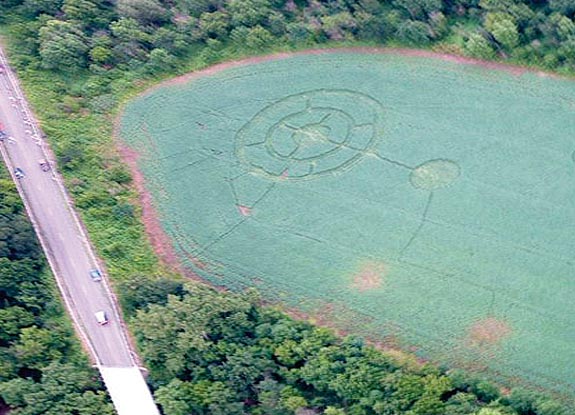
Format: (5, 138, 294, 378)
(235, 89, 385, 181)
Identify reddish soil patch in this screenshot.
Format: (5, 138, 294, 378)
(467, 317, 512, 346)
(115, 134, 220, 283)
(175, 238, 211, 272)
(138, 46, 567, 99)
(351, 262, 386, 291)
(116, 143, 184, 273)
(391, 48, 529, 77)
(237, 204, 252, 216)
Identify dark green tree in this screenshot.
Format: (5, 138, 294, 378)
(62, 0, 116, 29)
(549, 0, 575, 18)
(38, 20, 89, 71)
(396, 19, 433, 43)
(117, 0, 170, 24)
(144, 48, 177, 74)
(484, 12, 520, 50)
(22, 0, 63, 15)
(228, 0, 272, 27)
(393, 0, 443, 21)
(195, 11, 231, 40)
(465, 31, 496, 58)
(0, 307, 35, 345)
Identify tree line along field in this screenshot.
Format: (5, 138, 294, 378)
(120, 51, 575, 396)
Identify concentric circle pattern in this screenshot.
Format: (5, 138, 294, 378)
(236, 89, 384, 181)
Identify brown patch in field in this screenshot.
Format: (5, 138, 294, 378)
(116, 144, 183, 272)
(237, 205, 252, 216)
(467, 317, 512, 346)
(370, 334, 401, 350)
(500, 386, 512, 396)
(351, 262, 386, 291)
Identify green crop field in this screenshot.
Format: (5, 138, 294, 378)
(120, 51, 575, 394)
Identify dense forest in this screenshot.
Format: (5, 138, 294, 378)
(2, 0, 575, 78)
(124, 281, 571, 415)
(1, 0, 574, 414)
(0, 171, 114, 414)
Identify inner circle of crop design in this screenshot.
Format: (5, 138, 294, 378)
(236, 89, 384, 181)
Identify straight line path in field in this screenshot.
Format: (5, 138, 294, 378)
(0, 43, 160, 415)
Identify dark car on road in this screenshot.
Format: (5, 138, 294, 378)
(14, 167, 25, 179)
(39, 159, 50, 171)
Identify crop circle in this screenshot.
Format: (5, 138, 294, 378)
(236, 89, 384, 181)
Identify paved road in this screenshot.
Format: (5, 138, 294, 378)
(0, 48, 133, 367)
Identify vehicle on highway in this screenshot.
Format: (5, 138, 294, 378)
(38, 159, 50, 171)
(95, 311, 108, 325)
(89, 269, 102, 282)
(14, 167, 25, 179)
(0, 122, 7, 141)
